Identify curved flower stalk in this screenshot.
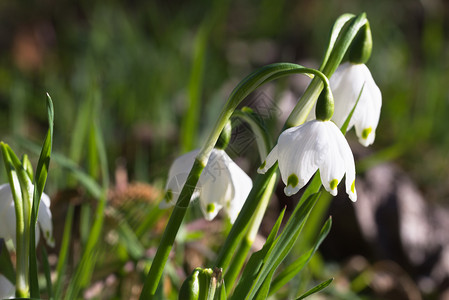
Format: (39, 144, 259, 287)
(162, 149, 252, 223)
(258, 120, 357, 201)
(0, 183, 54, 248)
(0, 274, 14, 299)
(330, 62, 381, 146)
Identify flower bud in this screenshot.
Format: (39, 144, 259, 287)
(215, 121, 232, 150)
(315, 87, 334, 121)
(179, 268, 200, 300)
(349, 22, 372, 64)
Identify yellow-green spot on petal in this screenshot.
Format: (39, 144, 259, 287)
(351, 180, 356, 193)
(287, 174, 299, 188)
(46, 230, 50, 238)
(165, 190, 173, 202)
(259, 160, 266, 170)
(207, 203, 215, 213)
(362, 127, 372, 139)
(330, 179, 338, 190)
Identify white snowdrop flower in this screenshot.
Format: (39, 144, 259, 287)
(162, 149, 252, 223)
(0, 274, 14, 299)
(0, 183, 54, 248)
(330, 62, 381, 146)
(258, 120, 357, 201)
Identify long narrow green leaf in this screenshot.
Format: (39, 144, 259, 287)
(54, 205, 74, 300)
(320, 14, 355, 70)
(64, 121, 109, 299)
(231, 207, 286, 298)
(269, 217, 332, 295)
(30, 93, 54, 298)
(41, 246, 53, 299)
(233, 193, 320, 300)
(341, 83, 365, 134)
(296, 278, 334, 300)
(0, 239, 15, 284)
(214, 280, 226, 300)
(253, 267, 275, 300)
(180, 25, 207, 152)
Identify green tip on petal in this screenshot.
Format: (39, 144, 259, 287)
(330, 179, 339, 190)
(259, 160, 266, 170)
(351, 180, 356, 193)
(287, 174, 299, 188)
(165, 189, 173, 202)
(207, 203, 215, 213)
(362, 127, 372, 139)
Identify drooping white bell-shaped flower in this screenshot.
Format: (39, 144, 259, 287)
(162, 149, 252, 223)
(330, 62, 382, 146)
(0, 274, 14, 299)
(0, 183, 54, 248)
(258, 120, 357, 201)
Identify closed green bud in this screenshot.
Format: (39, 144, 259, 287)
(215, 121, 232, 150)
(315, 87, 334, 121)
(179, 268, 200, 300)
(179, 267, 222, 300)
(349, 22, 372, 64)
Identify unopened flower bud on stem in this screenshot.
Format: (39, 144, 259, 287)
(215, 121, 232, 150)
(315, 87, 335, 121)
(349, 22, 372, 64)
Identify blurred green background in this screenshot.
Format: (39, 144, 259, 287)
(0, 0, 448, 299)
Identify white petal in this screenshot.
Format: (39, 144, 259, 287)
(353, 76, 382, 146)
(199, 181, 227, 221)
(0, 184, 17, 247)
(257, 145, 278, 174)
(278, 121, 324, 196)
(224, 155, 253, 223)
(161, 150, 200, 208)
(330, 62, 381, 146)
(38, 193, 54, 247)
(329, 121, 356, 201)
(318, 122, 347, 196)
(198, 149, 238, 220)
(0, 274, 14, 299)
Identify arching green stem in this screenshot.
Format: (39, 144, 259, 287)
(286, 13, 368, 127)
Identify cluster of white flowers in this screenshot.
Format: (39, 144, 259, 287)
(163, 61, 381, 221)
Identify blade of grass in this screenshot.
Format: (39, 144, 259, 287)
(41, 246, 53, 299)
(231, 192, 320, 300)
(269, 217, 332, 296)
(64, 120, 109, 299)
(54, 205, 74, 300)
(295, 278, 333, 300)
(29, 93, 54, 298)
(231, 207, 286, 298)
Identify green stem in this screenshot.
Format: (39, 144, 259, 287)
(213, 166, 277, 271)
(224, 172, 278, 292)
(286, 13, 368, 127)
